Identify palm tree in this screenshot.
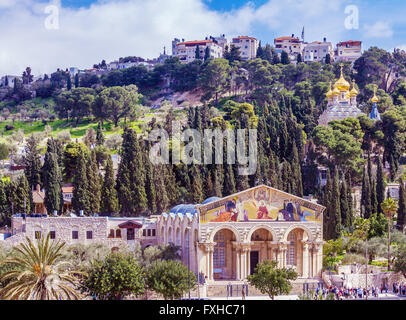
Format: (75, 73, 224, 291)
(381, 198, 398, 271)
(0, 234, 85, 300)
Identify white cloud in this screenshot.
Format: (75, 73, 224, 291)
(363, 21, 393, 38)
(0, 0, 356, 76)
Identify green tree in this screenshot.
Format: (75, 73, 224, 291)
(116, 129, 147, 216)
(86, 150, 101, 214)
(393, 244, 406, 278)
(381, 198, 398, 271)
(72, 148, 90, 215)
(146, 259, 196, 300)
(281, 51, 290, 65)
(43, 150, 63, 214)
(376, 156, 385, 212)
(96, 122, 105, 146)
(0, 234, 83, 300)
(199, 58, 231, 105)
(23, 134, 42, 189)
(0, 143, 9, 167)
(81, 253, 145, 300)
(247, 260, 298, 300)
(397, 178, 406, 231)
(100, 156, 118, 215)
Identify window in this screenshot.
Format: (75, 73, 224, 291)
(116, 229, 121, 238)
(50, 231, 56, 239)
(152, 229, 156, 237)
(86, 231, 93, 239)
(109, 229, 114, 238)
(213, 231, 225, 267)
(143, 229, 146, 237)
(72, 230, 79, 239)
(35, 231, 41, 239)
(287, 233, 296, 266)
(147, 229, 151, 237)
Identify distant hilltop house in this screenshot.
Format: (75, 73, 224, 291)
(171, 34, 259, 64)
(335, 41, 362, 63)
(274, 33, 362, 64)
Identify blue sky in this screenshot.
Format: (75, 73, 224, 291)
(1, 0, 406, 75)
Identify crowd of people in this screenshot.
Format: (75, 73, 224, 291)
(312, 283, 406, 300)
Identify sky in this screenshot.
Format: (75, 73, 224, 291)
(1, 0, 406, 76)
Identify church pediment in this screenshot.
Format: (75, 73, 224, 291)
(197, 185, 325, 224)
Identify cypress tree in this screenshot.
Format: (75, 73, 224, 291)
(323, 169, 332, 239)
(332, 168, 342, 238)
(72, 149, 90, 215)
(376, 156, 385, 212)
(370, 178, 378, 215)
(340, 173, 350, 228)
(100, 155, 118, 215)
(74, 73, 79, 88)
(67, 75, 72, 91)
(347, 174, 354, 227)
(223, 164, 236, 196)
(13, 175, 31, 214)
(23, 134, 42, 190)
(116, 129, 147, 216)
(204, 46, 210, 61)
(87, 149, 101, 214)
(291, 142, 303, 197)
(43, 151, 63, 214)
(190, 165, 204, 203)
(144, 150, 157, 214)
(397, 178, 406, 231)
(154, 165, 170, 213)
(212, 166, 223, 198)
(361, 166, 372, 218)
(195, 45, 200, 59)
(0, 182, 9, 225)
(96, 122, 105, 146)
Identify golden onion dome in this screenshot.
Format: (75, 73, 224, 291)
(334, 64, 350, 92)
(332, 87, 340, 96)
(371, 86, 379, 103)
(345, 92, 351, 99)
(350, 80, 359, 96)
(326, 82, 333, 98)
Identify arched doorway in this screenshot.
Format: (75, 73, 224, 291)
(213, 229, 237, 280)
(249, 228, 274, 275)
(285, 228, 308, 276)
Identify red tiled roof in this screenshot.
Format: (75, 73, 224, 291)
(233, 36, 257, 40)
(274, 36, 299, 41)
(177, 40, 214, 46)
(337, 40, 362, 47)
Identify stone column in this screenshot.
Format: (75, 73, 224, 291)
(236, 248, 241, 280)
(240, 248, 246, 280)
(302, 241, 310, 278)
(279, 243, 287, 268)
(312, 243, 322, 278)
(246, 246, 251, 276)
(209, 246, 214, 281)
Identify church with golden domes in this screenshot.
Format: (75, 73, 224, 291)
(318, 64, 364, 126)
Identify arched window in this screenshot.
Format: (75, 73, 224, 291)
(287, 232, 296, 266)
(108, 229, 114, 238)
(213, 231, 225, 268)
(116, 229, 121, 238)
